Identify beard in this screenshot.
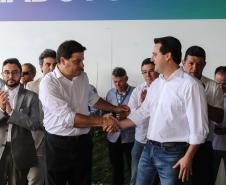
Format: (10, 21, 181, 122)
(5, 79, 20, 88)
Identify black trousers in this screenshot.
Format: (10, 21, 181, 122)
(108, 137, 134, 185)
(191, 141, 214, 185)
(44, 131, 93, 185)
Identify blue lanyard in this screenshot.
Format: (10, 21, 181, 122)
(115, 86, 131, 105)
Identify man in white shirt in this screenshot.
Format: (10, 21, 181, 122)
(26, 49, 56, 185)
(183, 46, 224, 185)
(128, 58, 159, 185)
(39, 40, 129, 185)
(0, 58, 42, 185)
(118, 36, 209, 185)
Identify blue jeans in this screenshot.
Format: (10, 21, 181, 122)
(135, 143, 187, 185)
(130, 140, 145, 185)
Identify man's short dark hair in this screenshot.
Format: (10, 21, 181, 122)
(141, 58, 155, 67)
(112, 67, 127, 77)
(22, 63, 36, 76)
(3, 58, 22, 72)
(154, 36, 182, 65)
(184, 46, 206, 62)
(56, 40, 86, 64)
(215, 66, 226, 76)
(39, 49, 56, 66)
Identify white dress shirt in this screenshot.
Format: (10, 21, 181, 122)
(201, 76, 224, 141)
(128, 68, 209, 144)
(4, 85, 20, 142)
(39, 67, 100, 136)
(128, 82, 149, 144)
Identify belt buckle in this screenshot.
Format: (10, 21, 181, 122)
(161, 142, 175, 147)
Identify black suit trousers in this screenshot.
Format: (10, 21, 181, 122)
(44, 131, 93, 185)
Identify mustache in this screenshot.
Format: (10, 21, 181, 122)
(6, 80, 20, 87)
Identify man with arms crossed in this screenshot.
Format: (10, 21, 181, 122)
(118, 36, 209, 185)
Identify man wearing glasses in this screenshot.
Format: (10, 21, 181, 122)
(128, 58, 159, 185)
(0, 58, 42, 185)
(20, 63, 36, 88)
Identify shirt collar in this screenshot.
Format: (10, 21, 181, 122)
(54, 66, 64, 79)
(54, 66, 84, 81)
(4, 84, 20, 95)
(116, 84, 130, 96)
(159, 67, 183, 81)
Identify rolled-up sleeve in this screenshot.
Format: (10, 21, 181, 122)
(128, 87, 151, 126)
(185, 83, 209, 144)
(128, 87, 139, 112)
(88, 89, 100, 107)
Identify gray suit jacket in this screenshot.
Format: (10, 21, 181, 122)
(26, 77, 44, 156)
(0, 85, 43, 169)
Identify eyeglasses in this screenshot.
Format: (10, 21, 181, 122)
(2, 71, 21, 77)
(142, 71, 154, 75)
(22, 71, 31, 76)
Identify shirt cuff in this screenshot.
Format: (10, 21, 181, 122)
(0, 107, 5, 113)
(128, 112, 143, 126)
(189, 134, 207, 144)
(8, 109, 13, 116)
(0, 108, 11, 116)
(89, 94, 100, 107)
(62, 112, 76, 128)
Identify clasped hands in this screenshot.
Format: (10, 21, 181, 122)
(102, 105, 130, 133)
(0, 90, 12, 114)
(102, 114, 119, 132)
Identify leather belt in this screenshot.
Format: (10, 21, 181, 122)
(147, 140, 188, 147)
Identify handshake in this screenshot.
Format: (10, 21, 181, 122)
(102, 114, 119, 132)
(101, 104, 130, 133)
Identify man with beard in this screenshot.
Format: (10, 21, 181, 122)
(0, 58, 42, 185)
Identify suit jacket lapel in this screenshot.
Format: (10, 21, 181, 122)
(15, 86, 26, 111)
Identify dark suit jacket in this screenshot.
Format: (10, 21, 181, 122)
(0, 85, 43, 170)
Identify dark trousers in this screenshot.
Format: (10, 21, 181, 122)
(192, 141, 214, 185)
(44, 131, 93, 185)
(0, 143, 29, 185)
(213, 150, 226, 183)
(108, 137, 134, 185)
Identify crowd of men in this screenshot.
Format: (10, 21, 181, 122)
(0, 36, 225, 185)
